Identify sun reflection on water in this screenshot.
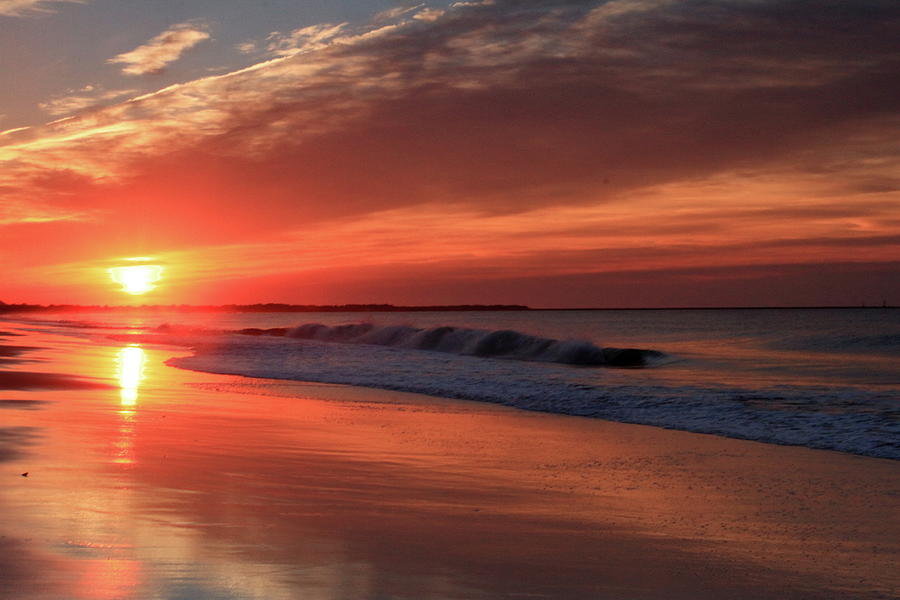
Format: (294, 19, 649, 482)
(116, 345, 146, 407)
(114, 345, 147, 465)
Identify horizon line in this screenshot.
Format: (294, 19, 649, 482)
(0, 301, 895, 312)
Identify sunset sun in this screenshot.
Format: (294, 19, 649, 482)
(108, 264, 164, 295)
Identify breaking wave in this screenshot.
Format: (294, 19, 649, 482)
(167, 333, 900, 460)
(236, 322, 667, 367)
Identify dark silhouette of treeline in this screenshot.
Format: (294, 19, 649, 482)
(0, 301, 530, 313)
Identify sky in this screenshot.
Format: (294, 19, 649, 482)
(1, 0, 898, 307)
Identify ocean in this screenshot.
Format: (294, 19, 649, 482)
(7, 308, 899, 459)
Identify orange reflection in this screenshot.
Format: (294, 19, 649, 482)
(75, 558, 142, 600)
(114, 345, 146, 465)
(114, 409, 136, 465)
(116, 345, 146, 407)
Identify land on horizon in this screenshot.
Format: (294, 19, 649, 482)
(3, 301, 898, 314)
(0, 301, 532, 313)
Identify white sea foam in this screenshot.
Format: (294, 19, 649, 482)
(166, 331, 900, 460)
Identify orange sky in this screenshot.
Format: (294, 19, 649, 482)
(1, 0, 898, 307)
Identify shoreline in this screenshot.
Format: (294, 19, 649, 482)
(171, 354, 900, 461)
(7, 308, 898, 465)
(167, 331, 899, 461)
(0, 325, 898, 598)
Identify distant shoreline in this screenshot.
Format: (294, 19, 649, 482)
(0, 303, 531, 313)
(0, 302, 895, 313)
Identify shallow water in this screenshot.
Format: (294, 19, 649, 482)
(9, 308, 900, 458)
(1, 323, 898, 599)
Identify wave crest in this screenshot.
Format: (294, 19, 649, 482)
(237, 322, 666, 367)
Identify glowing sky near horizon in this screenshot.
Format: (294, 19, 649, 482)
(1, 0, 898, 307)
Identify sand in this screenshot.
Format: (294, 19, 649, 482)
(0, 327, 897, 599)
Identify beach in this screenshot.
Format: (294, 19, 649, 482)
(0, 323, 897, 599)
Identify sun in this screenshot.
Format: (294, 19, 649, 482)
(108, 264, 164, 295)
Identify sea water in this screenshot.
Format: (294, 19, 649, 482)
(9, 308, 899, 459)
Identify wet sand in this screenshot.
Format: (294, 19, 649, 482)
(0, 325, 898, 599)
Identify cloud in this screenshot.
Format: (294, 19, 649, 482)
(264, 22, 347, 57)
(0, 0, 83, 17)
(3, 0, 900, 304)
(373, 4, 423, 23)
(108, 23, 211, 76)
(413, 8, 445, 22)
(38, 85, 136, 117)
(7, 1, 900, 213)
(0, 126, 30, 136)
(235, 41, 258, 55)
(0, 199, 88, 226)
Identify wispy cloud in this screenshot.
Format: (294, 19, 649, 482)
(265, 22, 347, 57)
(8, 1, 899, 207)
(0, 126, 30, 136)
(0, 0, 84, 17)
(413, 7, 445, 22)
(0, 199, 89, 226)
(373, 4, 422, 23)
(38, 85, 136, 117)
(235, 40, 258, 55)
(108, 23, 210, 76)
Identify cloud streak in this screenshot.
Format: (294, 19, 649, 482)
(108, 23, 211, 76)
(38, 85, 136, 117)
(0, 0, 83, 17)
(265, 23, 347, 57)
